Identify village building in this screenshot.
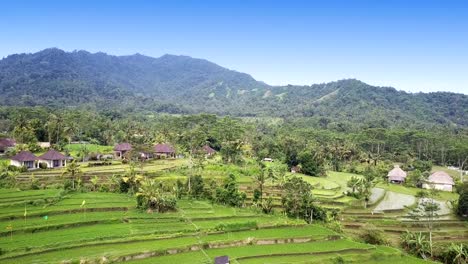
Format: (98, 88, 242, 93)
(201, 145, 216, 156)
(38, 142, 51, 149)
(37, 149, 68, 168)
(154, 143, 176, 158)
(10, 151, 38, 169)
(0, 138, 16, 154)
(387, 165, 407, 184)
(291, 165, 301, 173)
(214, 256, 229, 264)
(423, 171, 455, 192)
(114, 143, 132, 159)
(262, 157, 273, 162)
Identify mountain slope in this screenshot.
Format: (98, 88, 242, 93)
(0, 48, 466, 127)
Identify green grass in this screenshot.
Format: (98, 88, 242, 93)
(64, 144, 114, 157)
(376, 182, 458, 200)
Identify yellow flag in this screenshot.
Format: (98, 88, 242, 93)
(80, 200, 86, 208)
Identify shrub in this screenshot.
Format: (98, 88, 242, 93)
(87, 161, 113, 167)
(214, 221, 257, 231)
(7, 165, 20, 172)
(359, 224, 388, 245)
(332, 256, 346, 264)
(63, 179, 75, 190)
(39, 162, 48, 169)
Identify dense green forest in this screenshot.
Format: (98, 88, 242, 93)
(0, 48, 467, 128)
(1, 107, 467, 172)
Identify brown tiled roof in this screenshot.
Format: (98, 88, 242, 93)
(154, 143, 175, 153)
(388, 165, 407, 181)
(0, 138, 16, 148)
(11, 151, 37, 162)
(202, 145, 216, 154)
(38, 149, 67, 160)
(427, 171, 454, 185)
(114, 143, 132, 151)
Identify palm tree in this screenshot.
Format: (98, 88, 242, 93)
(62, 160, 82, 190)
(255, 169, 266, 203)
(347, 176, 362, 194)
(90, 176, 99, 191)
(137, 179, 161, 211)
(266, 167, 278, 185)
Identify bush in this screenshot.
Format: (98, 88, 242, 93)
(7, 165, 20, 172)
(87, 161, 113, 167)
(332, 256, 346, 264)
(214, 221, 257, 231)
(63, 179, 75, 190)
(38, 162, 48, 169)
(359, 224, 388, 245)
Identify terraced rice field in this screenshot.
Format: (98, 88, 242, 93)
(373, 191, 416, 212)
(0, 189, 425, 264)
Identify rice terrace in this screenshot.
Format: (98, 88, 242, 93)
(1, 1, 468, 263)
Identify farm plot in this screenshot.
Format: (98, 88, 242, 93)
(373, 191, 416, 212)
(368, 188, 386, 205)
(0, 188, 415, 264)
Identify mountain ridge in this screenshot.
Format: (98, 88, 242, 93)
(0, 48, 467, 128)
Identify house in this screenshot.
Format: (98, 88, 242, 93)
(423, 171, 455, 192)
(114, 143, 132, 159)
(37, 149, 68, 168)
(38, 142, 51, 149)
(291, 165, 301, 173)
(201, 145, 216, 156)
(214, 256, 229, 264)
(262, 158, 273, 162)
(387, 165, 407, 184)
(10, 151, 38, 169)
(154, 143, 176, 158)
(0, 138, 16, 154)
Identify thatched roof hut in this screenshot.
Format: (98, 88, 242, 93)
(387, 165, 407, 183)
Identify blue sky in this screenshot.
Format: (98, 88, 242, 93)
(1, 0, 467, 94)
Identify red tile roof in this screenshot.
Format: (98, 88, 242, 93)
(114, 143, 132, 151)
(38, 149, 67, 160)
(11, 151, 37, 162)
(154, 143, 175, 153)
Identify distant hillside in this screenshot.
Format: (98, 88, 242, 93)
(0, 48, 467, 127)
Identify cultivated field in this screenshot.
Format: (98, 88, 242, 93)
(0, 189, 427, 264)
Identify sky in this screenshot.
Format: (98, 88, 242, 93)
(0, 0, 467, 94)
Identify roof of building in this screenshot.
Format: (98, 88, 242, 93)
(154, 143, 175, 153)
(11, 151, 37, 162)
(0, 138, 16, 148)
(388, 165, 407, 181)
(214, 256, 229, 264)
(427, 171, 455, 185)
(38, 142, 51, 148)
(202, 145, 216, 154)
(114, 143, 132, 151)
(38, 149, 67, 160)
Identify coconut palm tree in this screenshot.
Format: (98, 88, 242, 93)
(61, 160, 82, 190)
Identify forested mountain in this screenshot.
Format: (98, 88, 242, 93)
(0, 48, 467, 128)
